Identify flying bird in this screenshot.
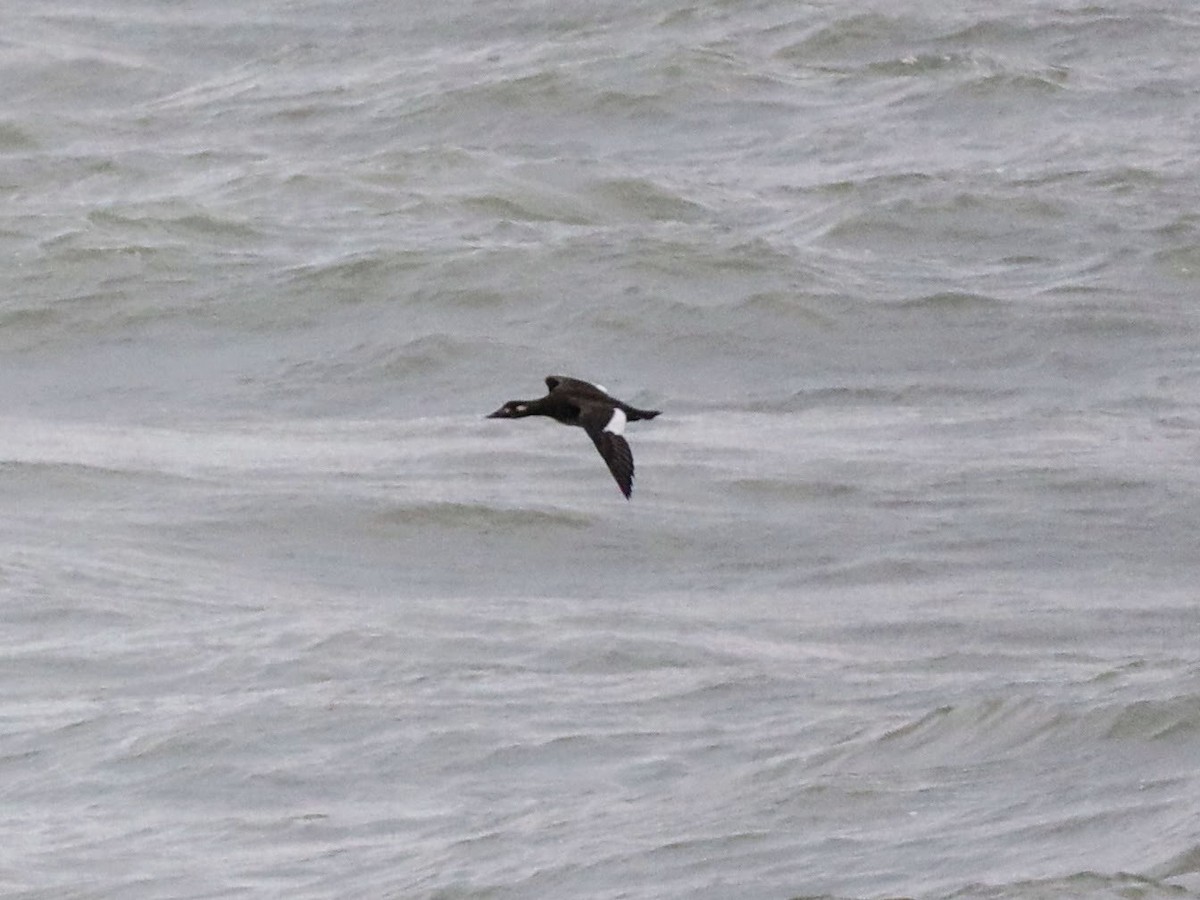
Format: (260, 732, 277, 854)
(487, 375, 660, 499)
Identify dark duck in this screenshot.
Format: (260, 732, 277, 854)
(487, 376, 660, 499)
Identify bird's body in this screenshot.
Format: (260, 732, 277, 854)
(486, 375, 660, 499)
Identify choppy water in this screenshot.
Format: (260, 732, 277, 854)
(4, 1, 1200, 898)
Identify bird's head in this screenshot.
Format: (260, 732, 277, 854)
(486, 401, 532, 419)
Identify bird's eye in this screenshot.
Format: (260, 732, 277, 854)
(515, 404, 526, 412)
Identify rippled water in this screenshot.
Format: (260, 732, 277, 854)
(4, 1, 1200, 897)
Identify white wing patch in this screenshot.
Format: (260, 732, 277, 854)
(595, 384, 608, 395)
(604, 408, 627, 435)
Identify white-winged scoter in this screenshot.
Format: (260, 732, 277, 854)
(486, 375, 660, 499)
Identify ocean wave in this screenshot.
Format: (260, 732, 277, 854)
(839, 692, 1200, 768)
(942, 870, 1197, 900)
(374, 500, 593, 531)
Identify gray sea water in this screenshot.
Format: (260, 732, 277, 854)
(4, 1, 1200, 897)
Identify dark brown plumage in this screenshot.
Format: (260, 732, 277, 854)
(486, 375, 660, 499)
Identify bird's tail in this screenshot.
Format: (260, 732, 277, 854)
(624, 406, 661, 422)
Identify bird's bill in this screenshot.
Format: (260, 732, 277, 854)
(485, 406, 509, 418)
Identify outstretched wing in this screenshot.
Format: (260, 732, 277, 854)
(581, 406, 635, 499)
